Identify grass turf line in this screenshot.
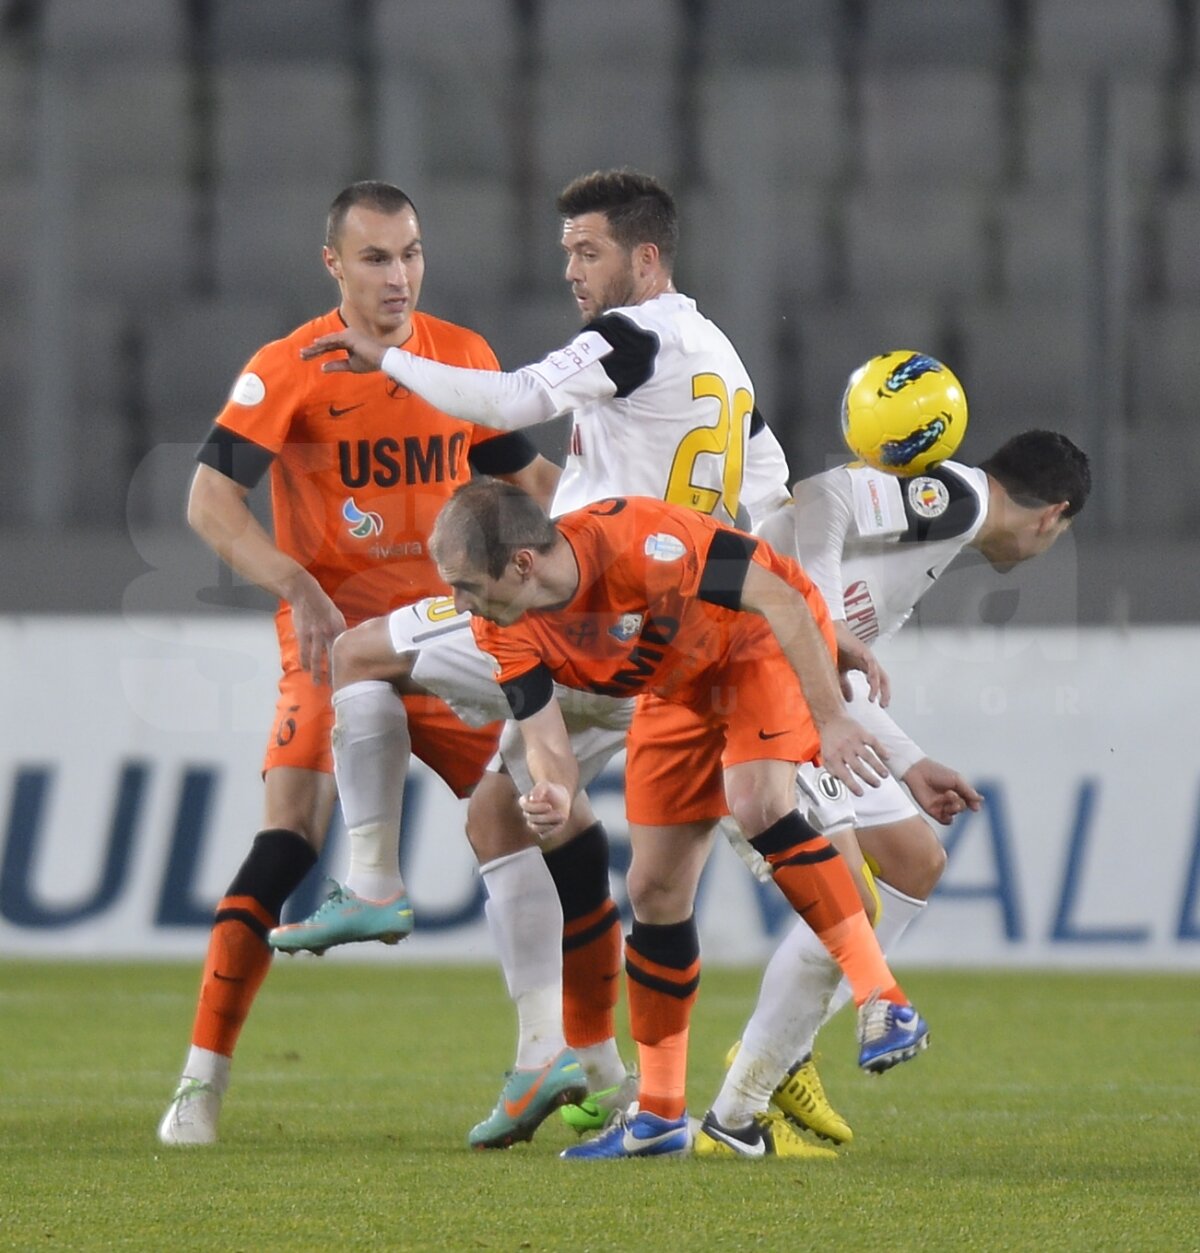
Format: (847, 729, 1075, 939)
(0, 962, 1197, 1251)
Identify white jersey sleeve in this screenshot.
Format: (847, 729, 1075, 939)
(741, 414, 791, 527)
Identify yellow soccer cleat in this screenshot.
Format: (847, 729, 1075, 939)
(725, 1041, 854, 1145)
(693, 1109, 838, 1160)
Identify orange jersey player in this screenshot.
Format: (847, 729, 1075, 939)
(157, 181, 558, 1149)
(430, 479, 933, 1161)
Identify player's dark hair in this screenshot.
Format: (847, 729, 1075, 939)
(980, 430, 1091, 518)
(556, 169, 679, 268)
(431, 478, 559, 579)
(326, 181, 418, 248)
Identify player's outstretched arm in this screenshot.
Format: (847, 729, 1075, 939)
(903, 757, 982, 826)
(740, 561, 888, 794)
(303, 330, 558, 430)
(187, 465, 346, 682)
(514, 697, 580, 841)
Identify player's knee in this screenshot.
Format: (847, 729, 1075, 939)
(332, 618, 407, 688)
(862, 817, 946, 899)
(725, 789, 790, 841)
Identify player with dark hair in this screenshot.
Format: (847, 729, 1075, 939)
(156, 181, 559, 1146)
(712, 429, 1090, 1146)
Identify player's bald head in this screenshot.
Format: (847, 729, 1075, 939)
(326, 181, 418, 249)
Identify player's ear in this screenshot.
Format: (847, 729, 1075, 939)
(323, 246, 342, 281)
(1039, 501, 1070, 533)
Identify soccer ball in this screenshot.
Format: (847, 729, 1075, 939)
(840, 351, 968, 475)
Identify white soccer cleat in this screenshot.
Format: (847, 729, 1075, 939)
(157, 1078, 221, 1147)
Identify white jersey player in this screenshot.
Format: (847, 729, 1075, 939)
(272, 170, 801, 1152)
(710, 431, 1092, 1146)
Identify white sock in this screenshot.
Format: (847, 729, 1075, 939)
(801, 878, 929, 1049)
(711, 920, 839, 1128)
(332, 680, 411, 902)
(480, 848, 565, 1070)
(573, 1039, 628, 1094)
(181, 1046, 230, 1096)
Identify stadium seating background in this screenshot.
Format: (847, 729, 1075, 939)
(1, 0, 1196, 621)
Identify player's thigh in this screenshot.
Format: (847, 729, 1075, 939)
(402, 691, 502, 798)
(332, 614, 416, 687)
(263, 637, 336, 778)
(625, 696, 727, 826)
(855, 813, 946, 899)
(389, 598, 512, 728)
(626, 819, 717, 924)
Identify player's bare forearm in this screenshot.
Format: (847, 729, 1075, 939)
(502, 454, 561, 512)
(741, 562, 846, 727)
(516, 700, 579, 839)
(187, 465, 345, 680)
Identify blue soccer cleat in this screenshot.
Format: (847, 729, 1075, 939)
(857, 991, 931, 1074)
(268, 880, 413, 955)
(469, 1050, 588, 1149)
(560, 1103, 690, 1160)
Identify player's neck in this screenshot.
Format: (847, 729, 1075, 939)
(533, 539, 581, 611)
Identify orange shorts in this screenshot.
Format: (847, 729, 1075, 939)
(263, 608, 501, 798)
(624, 649, 821, 827)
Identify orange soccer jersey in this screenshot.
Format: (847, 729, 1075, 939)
(209, 308, 522, 624)
(470, 495, 837, 811)
(201, 308, 531, 785)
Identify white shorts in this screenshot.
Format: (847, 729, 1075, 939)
(386, 596, 633, 792)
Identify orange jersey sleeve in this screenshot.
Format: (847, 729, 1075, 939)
(471, 497, 828, 707)
(209, 309, 530, 621)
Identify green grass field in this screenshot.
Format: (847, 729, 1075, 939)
(1, 961, 1197, 1252)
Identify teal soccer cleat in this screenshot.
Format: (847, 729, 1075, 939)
(268, 880, 413, 955)
(469, 1050, 588, 1149)
(560, 1103, 690, 1160)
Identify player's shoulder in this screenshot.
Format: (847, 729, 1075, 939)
(409, 310, 499, 368)
(896, 460, 986, 541)
(226, 308, 341, 401)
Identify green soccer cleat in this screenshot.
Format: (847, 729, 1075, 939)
(267, 880, 413, 955)
(560, 1071, 640, 1134)
(469, 1050, 588, 1150)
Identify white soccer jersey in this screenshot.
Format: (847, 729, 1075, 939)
(755, 460, 989, 782)
(757, 460, 989, 645)
(379, 290, 790, 527)
(537, 293, 789, 526)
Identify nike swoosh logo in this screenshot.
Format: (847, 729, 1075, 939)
(504, 1061, 575, 1120)
(622, 1123, 686, 1153)
(926, 567, 939, 580)
(328, 403, 364, 418)
(758, 729, 788, 740)
(704, 1124, 765, 1157)
(212, 971, 244, 983)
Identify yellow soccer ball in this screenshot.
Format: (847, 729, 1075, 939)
(840, 350, 968, 476)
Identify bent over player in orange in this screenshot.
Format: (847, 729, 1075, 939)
(157, 182, 559, 1146)
(429, 479, 931, 1160)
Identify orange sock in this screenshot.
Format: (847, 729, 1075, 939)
(751, 811, 907, 1007)
(191, 895, 275, 1056)
(188, 828, 317, 1058)
(625, 918, 700, 1121)
(544, 823, 622, 1049)
(562, 899, 622, 1047)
